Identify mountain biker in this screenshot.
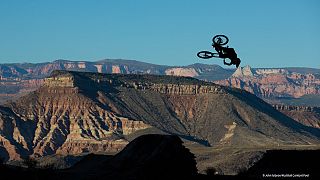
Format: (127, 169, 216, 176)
(212, 43, 241, 68)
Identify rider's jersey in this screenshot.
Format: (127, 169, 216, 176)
(222, 48, 236, 55)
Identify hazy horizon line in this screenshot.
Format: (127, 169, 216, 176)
(1, 58, 319, 70)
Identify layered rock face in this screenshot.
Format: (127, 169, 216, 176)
(273, 105, 320, 128)
(215, 66, 320, 98)
(0, 72, 151, 161)
(0, 135, 199, 180)
(165, 68, 199, 77)
(0, 106, 30, 160)
(1, 70, 319, 162)
(62, 71, 320, 145)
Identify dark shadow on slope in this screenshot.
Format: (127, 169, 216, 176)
(0, 106, 34, 158)
(0, 134, 200, 180)
(1, 135, 319, 180)
(228, 87, 320, 138)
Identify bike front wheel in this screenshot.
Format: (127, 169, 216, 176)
(197, 51, 219, 59)
(212, 35, 229, 45)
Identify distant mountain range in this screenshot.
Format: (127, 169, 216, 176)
(1, 59, 319, 100)
(0, 59, 233, 80)
(1, 59, 319, 79)
(217, 65, 320, 104)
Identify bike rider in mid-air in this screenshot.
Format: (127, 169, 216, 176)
(197, 35, 241, 68)
(212, 42, 241, 68)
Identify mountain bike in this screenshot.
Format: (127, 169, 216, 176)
(197, 35, 229, 59)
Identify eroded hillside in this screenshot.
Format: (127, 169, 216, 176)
(0, 70, 319, 161)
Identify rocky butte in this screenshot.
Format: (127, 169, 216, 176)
(0, 70, 319, 164)
(0, 71, 153, 161)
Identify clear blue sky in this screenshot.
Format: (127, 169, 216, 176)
(0, 0, 319, 68)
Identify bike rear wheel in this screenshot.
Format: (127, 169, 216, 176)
(197, 51, 219, 59)
(212, 35, 229, 45)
